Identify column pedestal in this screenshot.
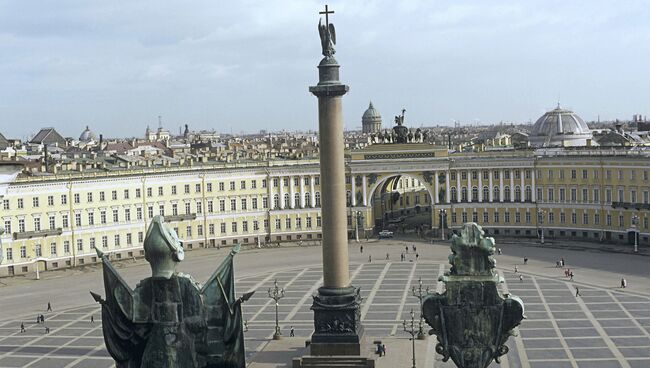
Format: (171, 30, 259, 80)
(310, 286, 363, 356)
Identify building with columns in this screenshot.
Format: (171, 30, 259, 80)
(361, 101, 382, 134)
(2, 143, 650, 276)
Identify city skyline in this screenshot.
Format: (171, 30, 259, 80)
(1, 0, 650, 139)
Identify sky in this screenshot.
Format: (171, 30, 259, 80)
(1, 0, 650, 140)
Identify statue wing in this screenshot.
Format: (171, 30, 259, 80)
(200, 244, 247, 367)
(90, 248, 145, 367)
(329, 23, 336, 45)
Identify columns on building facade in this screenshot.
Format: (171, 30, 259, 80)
(289, 175, 296, 208)
(446, 170, 451, 203)
(362, 175, 367, 206)
(499, 170, 504, 202)
(531, 169, 536, 202)
(310, 175, 316, 208)
(520, 170, 525, 203)
(510, 170, 515, 202)
(478, 171, 483, 202)
(456, 171, 461, 203)
(351, 174, 356, 207)
(488, 170, 494, 202)
(279, 176, 285, 209)
(467, 170, 473, 203)
(433, 170, 439, 204)
(300, 175, 306, 208)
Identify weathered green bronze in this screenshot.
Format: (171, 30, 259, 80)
(423, 222, 525, 368)
(91, 216, 253, 368)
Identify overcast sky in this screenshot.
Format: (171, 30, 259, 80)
(1, 0, 649, 140)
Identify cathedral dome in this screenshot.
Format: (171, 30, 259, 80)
(362, 102, 381, 121)
(362, 101, 382, 134)
(79, 126, 97, 142)
(529, 104, 593, 147)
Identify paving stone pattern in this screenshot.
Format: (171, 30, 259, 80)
(0, 261, 649, 368)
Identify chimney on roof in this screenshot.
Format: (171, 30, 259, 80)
(99, 134, 103, 148)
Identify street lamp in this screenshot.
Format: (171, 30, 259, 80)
(538, 209, 546, 244)
(267, 279, 285, 340)
(411, 277, 431, 340)
(632, 214, 639, 253)
(403, 308, 419, 368)
(439, 209, 446, 240)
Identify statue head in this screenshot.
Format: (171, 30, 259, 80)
(144, 216, 185, 279)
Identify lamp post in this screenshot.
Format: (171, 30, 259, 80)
(632, 214, 639, 253)
(439, 209, 446, 240)
(411, 277, 431, 340)
(538, 209, 546, 244)
(403, 308, 419, 368)
(267, 279, 285, 340)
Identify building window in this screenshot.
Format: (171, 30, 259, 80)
(451, 187, 457, 202)
(493, 212, 499, 223)
(504, 211, 510, 223)
(74, 214, 81, 227)
(126, 234, 132, 245)
(209, 224, 215, 235)
(77, 239, 83, 251)
(263, 196, 269, 209)
(49, 216, 56, 230)
(583, 213, 589, 225)
(220, 223, 226, 234)
(294, 193, 301, 208)
(136, 208, 143, 220)
(187, 226, 192, 237)
(148, 206, 154, 219)
(461, 212, 468, 223)
(230, 181, 236, 191)
(504, 186, 510, 201)
(135, 189, 141, 198)
(242, 221, 248, 232)
(208, 200, 214, 213)
(594, 213, 600, 225)
(138, 232, 144, 243)
(253, 220, 259, 231)
(185, 184, 190, 194)
(285, 218, 292, 229)
(483, 186, 489, 201)
(125, 209, 131, 222)
(206, 183, 212, 192)
(4, 220, 10, 234)
(251, 180, 257, 189)
(241, 199, 247, 211)
(87, 193, 93, 203)
(315, 192, 321, 207)
(147, 188, 153, 197)
(230, 199, 237, 211)
(33, 197, 39, 208)
(196, 184, 201, 193)
(196, 202, 202, 214)
(62, 215, 69, 228)
(185, 202, 191, 214)
(262, 179, 267, 188)
(64, 241, 70, 253)
(560, 212, 566, 224)
(317, 216, 322, 227)
(112, 191, 117, 200)
(47, 195, 54, 206)
(102, 236, 108, 249)
(61, 194, 67, 205)
(88, 213, 94, 225)
(113, 209, 119, 223)
(515, 212, 521, 223)
(252, 198, 258, 210)
(158, 187, 164, 196)
(160, 205, 166, 216)
(275, 218, 281, 230)
(525, 211, 531, 224)
(548, 212, 554, 224)
(197, 224, 204, 236)
(525, 186, 532, 202)
(114, 235, 121, 247)
(571, 213, 577, 224)
(6, 248, 12, 260)
(483, 212, 489, 223)
(124, 189, 130, 199)
(20, 246, 26, 258)
(493, 186, 500, 201)
(90, 238, 95, 249)
(315, 177, 320, 185)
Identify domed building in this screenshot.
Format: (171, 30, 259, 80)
(79, 126, 97, 142)
(529, 104, 594, 147)
(362, 101, 382, 134)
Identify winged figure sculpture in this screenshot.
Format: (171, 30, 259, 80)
(91, 216, 253, 368)
(318, 18, 336, 57)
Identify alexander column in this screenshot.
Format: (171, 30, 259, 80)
(308, 5, 363, 356)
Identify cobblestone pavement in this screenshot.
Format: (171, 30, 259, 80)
(1, 258, 649, 368)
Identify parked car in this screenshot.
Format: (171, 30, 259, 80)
(378, 230, 394, 239)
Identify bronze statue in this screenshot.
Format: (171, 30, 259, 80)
(423, 223, 524, 368)
(91, 216, 253, 368)
(393, 108, 408, 143)
(318, 18, 336, 57)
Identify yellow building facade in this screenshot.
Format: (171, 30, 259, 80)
(2, 146, 649, 276)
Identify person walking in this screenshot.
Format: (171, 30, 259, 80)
(20, 323, 25, 333)
(575, 287, 580, 297)
(47, 302, 52, 312)
(498, 248, 502, 255)
(44, 326, 50, 334)
(519, 275, 524, 282)
(386, 253, 389, 260)
(405, 246, 409, 254)
(36, 315, 40, 324)
(360, 245, 363, 253)
(570, 271, 574, 281)
(561, 257, 565, 267)
(621, 278, 627, 288)
(382, 344, 386, 356)
(415, 253, 419, 261)
(290, 326, 295, 337)
(368, 255, 372, 263)
(90, 315, 94, 323)
(514, 265, 518, 273)
(523, 257, 528, 265)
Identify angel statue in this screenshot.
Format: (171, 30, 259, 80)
(90, 216, 254, 368)
(318, 18, 336, 57)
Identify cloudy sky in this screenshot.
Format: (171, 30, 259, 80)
(1, 0, 649, 139)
